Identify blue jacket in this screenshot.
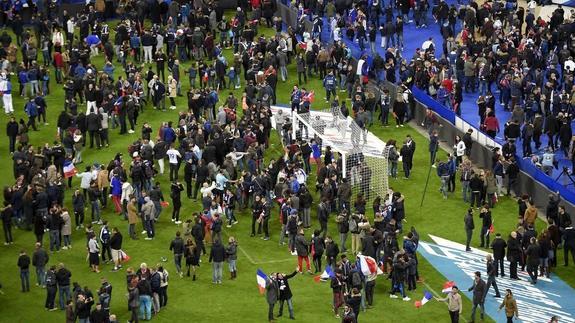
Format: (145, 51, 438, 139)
(25, 101, 38, 117)
(130, 36, 141, 48)
(163, 127, 176, 143)
(18, 71, 28, 83)
(323, 75, 336, 90)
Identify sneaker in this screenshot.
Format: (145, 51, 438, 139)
(263, 237, 270, 241)
(97, 220, 103, 225)
(175, 221, 182, 224)
(389, 294, 398, 299)
(128, 130, 135, 134)
(179, 272, 184, 278)
(403, 296, 411, 301)
(3, 242, 9, 246)
(144, 237, 153, 240)
(171, 218, 175, 222)
(233, 220, 239, 224)
(142, 230, 147, 235)
(226, 224, 232, 228)
(61, 246, 68, 250)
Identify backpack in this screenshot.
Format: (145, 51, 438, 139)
(143, 161, 155, 179)
(349, 216, 359, 233)
(131, 162, 144, 180)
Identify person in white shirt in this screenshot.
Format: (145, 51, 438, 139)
(0, 73, 14, 114)
(88, 233, 101, 273)
(166, 145, 182, 181)
(454, 135, 466, 166)
(121, 181, 134, 219)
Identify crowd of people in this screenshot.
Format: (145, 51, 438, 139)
(2, 0, 575, 322)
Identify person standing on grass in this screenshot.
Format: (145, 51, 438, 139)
(479, 205, 492, 248)
(109, 227, 123, 271)
(1, 201, 13, 245)
(127, 196, 139, 240)
(226, 237, 238, 280)
(295, 229, 312, 274)
(166, 144, 181, 182)
(127, 281, 140, 323)
(88, 233, 101, 273)
(99, 221, 113, 264)
(17, 249, 31, 292)
(184, 238, 200, 280)
(56, 263, 72, 310)
(45, 265, 58, 311)
(169, 231, 185, 278)
(32, 242, 49, 287)
(266, 273, 280, 323)
(73, 189, 85, 229)
(331, 269, 346, 318)
(209, 239, 225, 284)
(435, 285, 463, 323)
(491, 233, 507, 277)
(277, 270, 298, 319)
(141, 196, 155, 241)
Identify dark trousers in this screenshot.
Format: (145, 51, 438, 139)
(470, 191, 481, 207)
(509, 260, 518, 279)
(46, 286, 57, 309)
(169, 163, 179, 181)
(449, 310, 460, 323)
(262, 217, 269, 238)
(159, 286, 168, 307)
(185, 178, 192, 198)
(101, 243, 112, 262)
(485, 275, 500, 296)
(3, 223, 13, 243)
(268, 302, 276, 321)
(480, 226, 490, 247)
(251, 216, 258, 235)
(365, 280, 375, 305)
(494, 257, 505, 276)
(565, 245, 575, 265)
(313, 254, 322, 273)
(8, 136, 16, 153)
(527, 263, 538, 282)
(89, 130, 101, 148)
(465, 229, 472, 250)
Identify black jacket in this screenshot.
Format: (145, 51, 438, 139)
(278, 271, 298, 300)
(491, 237, 507, 259)
(170, 236, 185, 254)
(209, 242, 226, 262)
(6, 120, 19, 137)
(56, 267, 72, 286)
(109, 232, 123, 250)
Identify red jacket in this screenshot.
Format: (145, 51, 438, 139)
(53, 52, 63, 68)
(484, 116, 500, 132)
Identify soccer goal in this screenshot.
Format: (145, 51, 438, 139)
(283, 107, 390, 201)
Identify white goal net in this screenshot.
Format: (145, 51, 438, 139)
(271, 106, 389, 201)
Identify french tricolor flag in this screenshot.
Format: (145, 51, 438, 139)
(256, 269, 268, 295)
(415, 291, 434, 308)
(63, 160, 77, 178)
(357, 255, 384, 276)
(314, 265, 335, 283)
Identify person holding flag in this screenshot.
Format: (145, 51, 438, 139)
(435, 285, 463, 323)
(265, 272, 280, 323)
